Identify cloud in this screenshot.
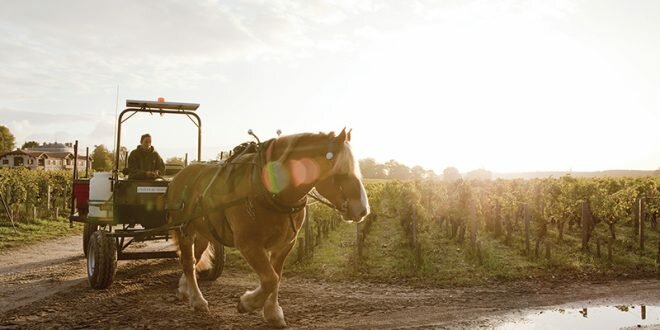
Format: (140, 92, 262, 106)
(1, 108, 93, 123)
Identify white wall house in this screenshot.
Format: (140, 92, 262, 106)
(0, 149, 91, 171)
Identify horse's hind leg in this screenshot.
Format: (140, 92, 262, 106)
(236, 247, 278, 315)
(175, 230, 209, 312)
(263, 243, 294, 328)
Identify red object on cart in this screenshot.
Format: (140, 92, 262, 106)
(73, 179, 90, 215)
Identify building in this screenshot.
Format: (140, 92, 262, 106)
(0, 142, 91, 171)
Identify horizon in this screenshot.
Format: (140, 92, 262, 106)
(2, 1, 659, 174)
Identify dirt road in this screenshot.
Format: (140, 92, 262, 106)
(0, 236, 659, 329)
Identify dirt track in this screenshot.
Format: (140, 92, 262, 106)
(1, 236, 659, 329)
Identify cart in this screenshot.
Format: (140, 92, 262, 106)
(69, 99, 225, 289)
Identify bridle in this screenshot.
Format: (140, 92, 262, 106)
(255, 131, 350, 216)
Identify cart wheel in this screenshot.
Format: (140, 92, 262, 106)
(87, 231, 117, 289)
(197, 242, 225, 281)
(82, 223, 98, 257)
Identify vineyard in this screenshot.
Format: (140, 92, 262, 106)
(291, 176, 660, 284)
(0, 168, 73, 223)
(1, 167, 659, 282)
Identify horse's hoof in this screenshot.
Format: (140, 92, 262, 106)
(266, 317, 287, 328)
(192, 299, 209, 313)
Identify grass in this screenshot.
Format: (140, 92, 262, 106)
(0, 217, 81, 250)
(283, 214, 660, 287)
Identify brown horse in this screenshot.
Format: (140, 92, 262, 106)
(166, 128, 369, 327)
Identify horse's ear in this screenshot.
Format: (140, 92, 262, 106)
(347, 128, 352, 142)
(337, 127, 347, 143)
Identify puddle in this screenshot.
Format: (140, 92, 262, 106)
(497, 305, 660, 329)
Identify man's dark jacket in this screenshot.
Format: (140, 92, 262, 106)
(127, 145, 165, 179)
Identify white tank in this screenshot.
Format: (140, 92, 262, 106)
(88, 172, 112, 218)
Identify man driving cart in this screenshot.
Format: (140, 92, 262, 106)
(127, 133, 165, 179)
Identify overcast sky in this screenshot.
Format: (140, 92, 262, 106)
(1, 0, 659, 173)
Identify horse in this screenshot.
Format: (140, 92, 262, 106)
(166, 128, 369, 327)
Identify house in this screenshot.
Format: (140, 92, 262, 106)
(0, 142, 91, 171)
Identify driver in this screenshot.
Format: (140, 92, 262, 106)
(127, 133, 165, 179)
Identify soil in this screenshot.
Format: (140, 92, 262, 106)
(0, 235, 659, 329)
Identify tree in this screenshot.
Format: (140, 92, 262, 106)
(21, 141, 40, 149)
(91, 144, 113, 171)
(0, 126, 16, 153)
(442, 167, 462, 182)
(385, 160, 411, 180)
(359, 158, 386, 179)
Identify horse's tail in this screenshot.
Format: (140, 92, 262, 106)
(169, 225, 220, 280)
(195, 239, 224, 280)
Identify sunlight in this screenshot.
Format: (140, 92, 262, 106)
(335, 6, 657, 173)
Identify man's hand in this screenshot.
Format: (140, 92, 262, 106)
(146, 171, 157, 178)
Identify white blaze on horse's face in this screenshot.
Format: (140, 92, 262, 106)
(316, 143, 370, 222)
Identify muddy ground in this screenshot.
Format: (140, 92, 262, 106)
(0, 236, 659, 329)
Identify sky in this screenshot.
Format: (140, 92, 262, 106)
(1, 0, 659, 174)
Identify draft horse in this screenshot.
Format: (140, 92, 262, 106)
(167, 128, 369, 327)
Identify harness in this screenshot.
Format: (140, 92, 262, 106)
(185, 135, 324, 242)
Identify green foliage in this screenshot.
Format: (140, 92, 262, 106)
(293, 175, 660, 285)
(0, 168, 72, 222)
(91, 144, 112, 171)
(0, 126, 16, 153)
(21, 141, 40, 149)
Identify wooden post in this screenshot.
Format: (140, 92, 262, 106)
(85, 147, 90, 177)
(412, 206, 418, 248)
(632, 199, 639, 237)
(495, 201, 502, 237)
(524, 204, 530, 256)
(304, 211, 312, 256)
(545, 241, 551, 260)
(639, 198, 645, 253)
(581, 201, 591, 252)
(55, 207, 59, 220)
(412, 206, 421, 267)
(642, 305, 646, 320)
(33, 206, 37, 220)
(469, 200, 478, 247)
(47, 185, 52, 211)
(297, 237, 305, 262)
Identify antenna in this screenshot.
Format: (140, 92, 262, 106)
(112, 85, 119, 154)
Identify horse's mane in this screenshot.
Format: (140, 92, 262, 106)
(275, 131, 361, 180)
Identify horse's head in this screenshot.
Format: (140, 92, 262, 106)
(314, 128, 370, 223)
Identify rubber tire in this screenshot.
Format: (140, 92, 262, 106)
(87, 231, 117, 290)
(82, 223, 98, 257)
(197, 242, 225, 281)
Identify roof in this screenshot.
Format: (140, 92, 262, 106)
(0, 149, 90, 160)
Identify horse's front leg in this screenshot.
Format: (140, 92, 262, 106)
(263, 242, 294, 328)
(236, 247, 279, 315)
(175, 230, 209, 312)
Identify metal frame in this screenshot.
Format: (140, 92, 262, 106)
(113, 103, 202, 182)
